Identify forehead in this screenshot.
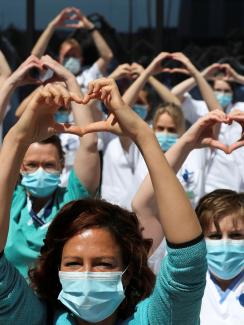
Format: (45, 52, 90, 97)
(62, 227, 122, 259)
(214, 79, 232, 91)
(156, 112, 176, 127)
(59, 43, 81, 58)
(209, 213, 244, 232)
(24, 142, 60, 162)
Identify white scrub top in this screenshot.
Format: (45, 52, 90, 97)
(200, 271, 244, 325)
(182, 94, 244, 193)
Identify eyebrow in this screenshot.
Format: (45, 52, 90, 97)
(62, 256, 118, 261)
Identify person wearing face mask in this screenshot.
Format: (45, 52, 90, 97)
(2, 56, 100, 279)
(0, 77, 207, 325)
(98, 55, 180, 210)
(152, 103, 184, 152)
(172, 59, 244, 194)
(31, 7, 113, 94)
(195, 189, 244, 325)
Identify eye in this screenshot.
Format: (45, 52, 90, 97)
(229, 233, 244, 240)
(207, 233, 222, 240)
(65, 261, 81, 267)
(44, 163, 56, 169)
(100, 262, 113, 267)
(26, 162, 38, 168)
(168, 128, 177, 133)
(65, 262, 79, 266)
(156, 126, 165, 132)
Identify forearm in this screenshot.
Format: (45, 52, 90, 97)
(192, 69, 222, 111)
(0, 129, 29, 251)
(0, 79, 16, 123)
(234, 74, 244, 85)
(91, 29, 113, 63)
(148, 76, 180, 106)
(132, 135, 193, 219)
(171, 76, 196, 102)
(0, 51, 11, 79)
(15, 87, 40, 118)
(67, 78, 100, 194)
(31, 22, 56, 58)
(122, 69, 151, 106)
(135, 128, 201, 244)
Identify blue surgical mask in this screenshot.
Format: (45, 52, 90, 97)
(21, 167, 60, 198)
(133, 104, 148, 120)
(63, 57, 81, 75)
(58, 270, 126, 323)
(214, 91, 233, 108)
(55, 110, 70, 123)
(155, 132, 178, 152)
(206, 239, 244, 280)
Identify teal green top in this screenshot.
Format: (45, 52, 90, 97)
(0, 237, 207, 325)
(4, 169, 89, 278)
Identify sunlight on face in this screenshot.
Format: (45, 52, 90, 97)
(154, 112, 177, 134)
(60, 227, 124, 272)
(205, 214, 244, 240)
(213, 79, 233, 94)
(21, 142, 63, 174)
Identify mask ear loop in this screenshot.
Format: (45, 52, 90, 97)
(122, 265, 129, 276)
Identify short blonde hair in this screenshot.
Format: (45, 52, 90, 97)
(153, 103, 185, 136)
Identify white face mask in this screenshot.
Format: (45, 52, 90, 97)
(63, 57, 81, 75)
(58, 269, 127, 322)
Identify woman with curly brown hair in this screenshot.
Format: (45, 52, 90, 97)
(0, 76, 207, 325)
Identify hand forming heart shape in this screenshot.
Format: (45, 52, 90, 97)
(201, 111, 244, 154)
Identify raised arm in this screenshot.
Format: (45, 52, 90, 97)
(41, 55, 100, 194)
(31, 7, 80, 58)
(122, 52, 180, 107)
(83, 78, 203, 243)
(0, 50, 11, 87)
(0, 57, 85, 252)
(171, 53, 222, 112)
(69, 11, 113, 74)
(132, 110, 228, 246)
(148, 76, 180, 106)
(171, 62, 223, 103)
(222, 63, 244, 85)
(0, 56, 42, 125)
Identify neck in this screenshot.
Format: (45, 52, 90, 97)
(210, 272, 241, 291)
(29, 194, 52, 213)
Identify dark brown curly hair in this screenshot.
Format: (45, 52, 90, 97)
(29, 198, 155, 320)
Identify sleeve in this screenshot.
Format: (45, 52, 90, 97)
(181, 93, 209, 124)
(0, 253, 47, 324)
(146, 235, 207, 325)
(63, 168, 90, 202)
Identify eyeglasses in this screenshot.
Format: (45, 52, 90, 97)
(22, 161, 61, 174)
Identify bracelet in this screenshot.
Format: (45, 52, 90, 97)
(88, 26, 97, 33)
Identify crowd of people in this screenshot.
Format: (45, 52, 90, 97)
(0, 6, 243, 325)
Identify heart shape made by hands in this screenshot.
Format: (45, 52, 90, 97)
(206, 118, 244, 154)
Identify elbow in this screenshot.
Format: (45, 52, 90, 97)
(104, 51, 114, 63)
